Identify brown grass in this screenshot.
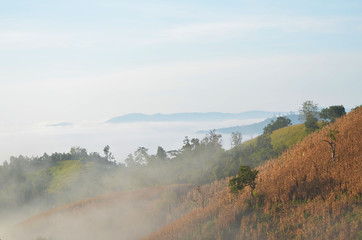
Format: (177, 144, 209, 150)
(143, 108, 362, 240)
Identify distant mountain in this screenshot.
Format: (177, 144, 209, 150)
(197, 114, 301, 135)
(106, 111, 284, 123)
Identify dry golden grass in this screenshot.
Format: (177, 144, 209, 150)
(144, 108, 362, 240)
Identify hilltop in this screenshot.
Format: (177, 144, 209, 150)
(143, 107, 362, 240)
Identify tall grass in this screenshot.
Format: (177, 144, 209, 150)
(144, 108, 362, 240)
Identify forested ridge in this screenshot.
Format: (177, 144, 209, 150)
(0, 118, 306, 214)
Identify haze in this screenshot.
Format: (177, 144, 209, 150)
(1, 0, 362, 162)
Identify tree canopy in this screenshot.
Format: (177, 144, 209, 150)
(299, 101, 320, 133)
(320, 105, 346, 123)
(229, 165, 258, 199)
(263, 116, 292, 134)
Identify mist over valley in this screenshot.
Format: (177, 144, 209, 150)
(1, 0, 361, 239)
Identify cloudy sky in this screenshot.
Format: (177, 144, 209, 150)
(1, 0, 362, 161)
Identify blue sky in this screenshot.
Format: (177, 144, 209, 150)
(0, 0, 361, 160)
(1, 0, 362, 118)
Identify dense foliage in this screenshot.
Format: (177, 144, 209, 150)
(228, 165, 258, 199)
(320, 105, 346, 123)
(0, 123, 304, 215)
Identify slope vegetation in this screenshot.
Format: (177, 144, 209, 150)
(144, 108, 362, 240)
(8, 184, 193, 240)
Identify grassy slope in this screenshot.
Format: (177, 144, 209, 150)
(143, 108, 362, 240)
(10, 184, 193, 240)
(243, 123, 307, 151)
(47, 160, 83, 194)
(270, 124, 307, 151)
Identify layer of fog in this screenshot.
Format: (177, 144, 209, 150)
(2, 185, 193, 240)
(0, 118, 266, 240)
(0, 119, 262, 164)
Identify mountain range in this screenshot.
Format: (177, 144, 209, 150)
(197, 114, 302, 135)
(106, 111, 288, 123)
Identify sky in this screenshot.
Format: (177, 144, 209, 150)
(1, 0, 362, 161)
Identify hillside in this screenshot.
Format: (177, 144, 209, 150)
(243, 123, 307, 149)
(7, 184, 193, 240)
(143, 107, 362, 240)
(1, 108, 359, 240)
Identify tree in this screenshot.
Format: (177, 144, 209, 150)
(190, 138, 200, 150)
(321, 129, 338, 162)
(181, 136, 192, 152)
(263, 116, 292, 134)
(299, 100, 319, 121)
(103, 145, 115, 162)
(202, 130, 222, 149)
(230, 131, 242, 148)
(134, 147, 149, 165)
(229, 165, 258, 200)
(125, 154, 136, 167)
(299, 101, 319, 133)
(166, 150, 179, 159)
(304, 114, 319, 133)
(70, 146, 88, 160)
(156, 146, 167, 160)
(320, 105, 346, 123)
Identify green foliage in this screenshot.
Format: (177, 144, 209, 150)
(229, 165, 258, 197)
(304, 114, 319, 133)
(0, 119, 322, 216)
(320, 105, 346, 123)
(263, 116, 292, 134)
(299, 100, 320, 133)
(48, 160, 82, 194)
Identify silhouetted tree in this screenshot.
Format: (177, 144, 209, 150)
(181, 136, 192, 152)
(103, 145, 115, 162)
(202, 130, 222, 149)
(134, 147, 149, 165)
(156, 146, 167, 160)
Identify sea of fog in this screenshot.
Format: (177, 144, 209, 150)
(0, 119, 263, 164)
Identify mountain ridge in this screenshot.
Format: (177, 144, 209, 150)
(106, 111, 288, 123)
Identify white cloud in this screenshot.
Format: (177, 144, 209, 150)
(1, 52, 360, 127)
(137, 16, 362, 45)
